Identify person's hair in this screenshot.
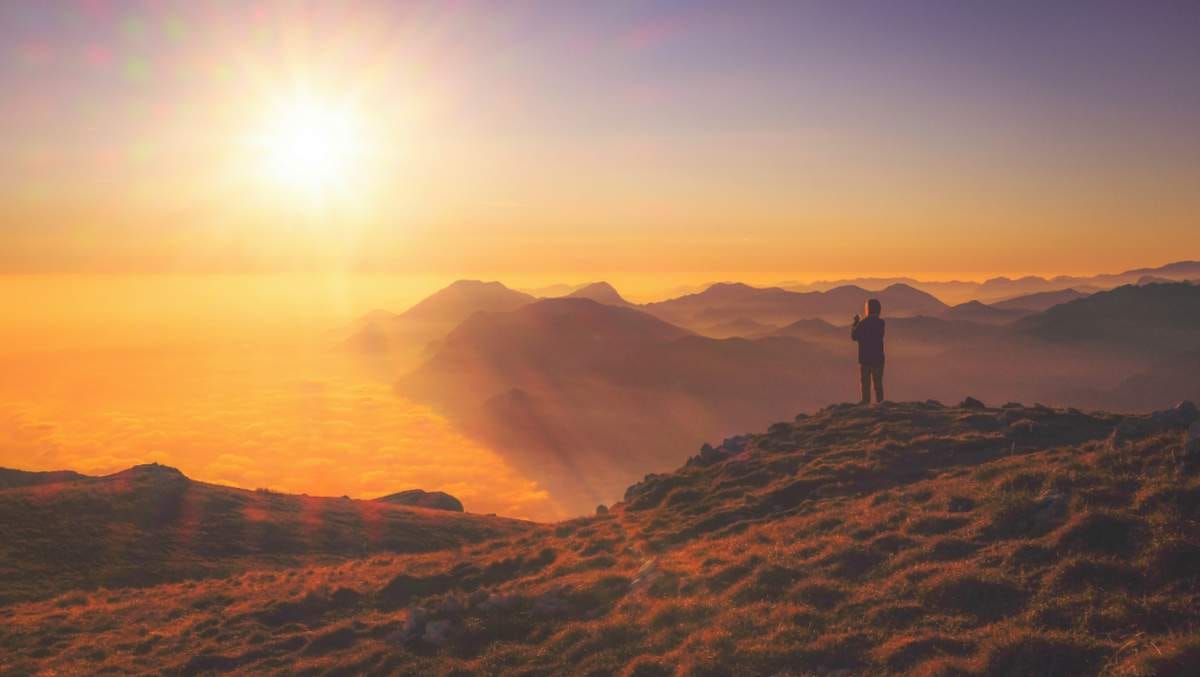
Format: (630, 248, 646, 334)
(865, 298, 882, 316)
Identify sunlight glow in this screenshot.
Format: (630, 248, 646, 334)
(251, 93, 365, 199)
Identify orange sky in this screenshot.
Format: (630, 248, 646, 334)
(3, 1, 1198, 280)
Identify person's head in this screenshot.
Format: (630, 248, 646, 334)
(865, 298, 882, 317)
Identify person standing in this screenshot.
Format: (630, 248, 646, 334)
(851, 299, 885, 404)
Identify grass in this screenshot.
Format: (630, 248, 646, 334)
(1, 401, 1198, 675)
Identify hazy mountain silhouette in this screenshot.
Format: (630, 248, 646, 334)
(516, 282, 587, 297)
(696, 316, 779, 338)
(992, 288, 1089, 312)
(784, 260, 1200, 304)
(1014, 282, 1200, 356)
(643, 282, 947, 329)
(566, 281, 635, 307)
(399, 298, 852, 511)
(941, 300, 1030, 325)
(400, 280, 535, 323)
(347, 280, 536, 370)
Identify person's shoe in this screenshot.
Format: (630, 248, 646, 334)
(858, 399, 870, 406)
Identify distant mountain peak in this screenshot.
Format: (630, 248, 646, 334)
(400, 280, 535, 323)
(447, 279, 508, 290)
(567, 281, 633, 307)
(117, 462, 187, 479)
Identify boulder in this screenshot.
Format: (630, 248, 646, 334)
(960, 396, 986, 410)
(374, 489, 464, 512)
(1007, 419, 1038, 437)
(422, 620, 452, 646)
(1151, 401, 1198, 429)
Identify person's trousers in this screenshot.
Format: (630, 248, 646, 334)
(860, 363, 884, 404)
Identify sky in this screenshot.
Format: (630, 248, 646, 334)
(2, 0, 1199, 280)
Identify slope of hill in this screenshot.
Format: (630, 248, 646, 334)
(1014, 282, 1200, 356)
(0, 463, 529, 605)
(4, 402, 1197, 675)
(993, 288, 1089, 312)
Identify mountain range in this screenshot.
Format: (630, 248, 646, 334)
(779, 259, 1200, 304)
(372, 278, 1200, 514)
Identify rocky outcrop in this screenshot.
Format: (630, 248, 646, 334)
(374, 489, 464, 512)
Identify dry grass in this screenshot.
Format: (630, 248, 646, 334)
(2, 401, 1198, 675)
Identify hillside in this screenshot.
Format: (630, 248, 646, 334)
(0, 464, 529, 605)
(3, 401, 1198, 675)
(1014, 282, 1200, 356)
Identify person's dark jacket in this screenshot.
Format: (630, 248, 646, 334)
(851, 316, 885, 366)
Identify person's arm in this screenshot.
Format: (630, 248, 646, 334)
(851, 314, 861, 340)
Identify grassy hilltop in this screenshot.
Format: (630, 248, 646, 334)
(2, 401, 1199, 675)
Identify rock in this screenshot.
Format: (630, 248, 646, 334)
(1150, 401, 1198, 429)
(631, 557, 660, 592)
(422, 620, 452, 646)
(960, 396, 986, 410)
(690, 443, 723, 467)
(374, 489, 464, 512)
(1177, 400, 1198, 422)
(595, 504, 609, 516)
(719, 434, 752, 455)
(1186, 422, 1200, 457)
(398, 608, 427, 644)
(1032, 490, 1069, 530)
(1007, 419, 1038, 437)
(435, 593, 465, 615)
(767, 422, 791, 436)
(688, 434, 752, 467)
(1001, 402, 1024, 409)
(924, 399, 944, 408)
(794, 412, 810, 421)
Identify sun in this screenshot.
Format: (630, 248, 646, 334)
(251, 93, 365, 198)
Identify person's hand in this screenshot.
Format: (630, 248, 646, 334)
(853, 314, 860, 324)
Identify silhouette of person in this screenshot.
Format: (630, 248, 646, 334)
(851, 298, 885, 404)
